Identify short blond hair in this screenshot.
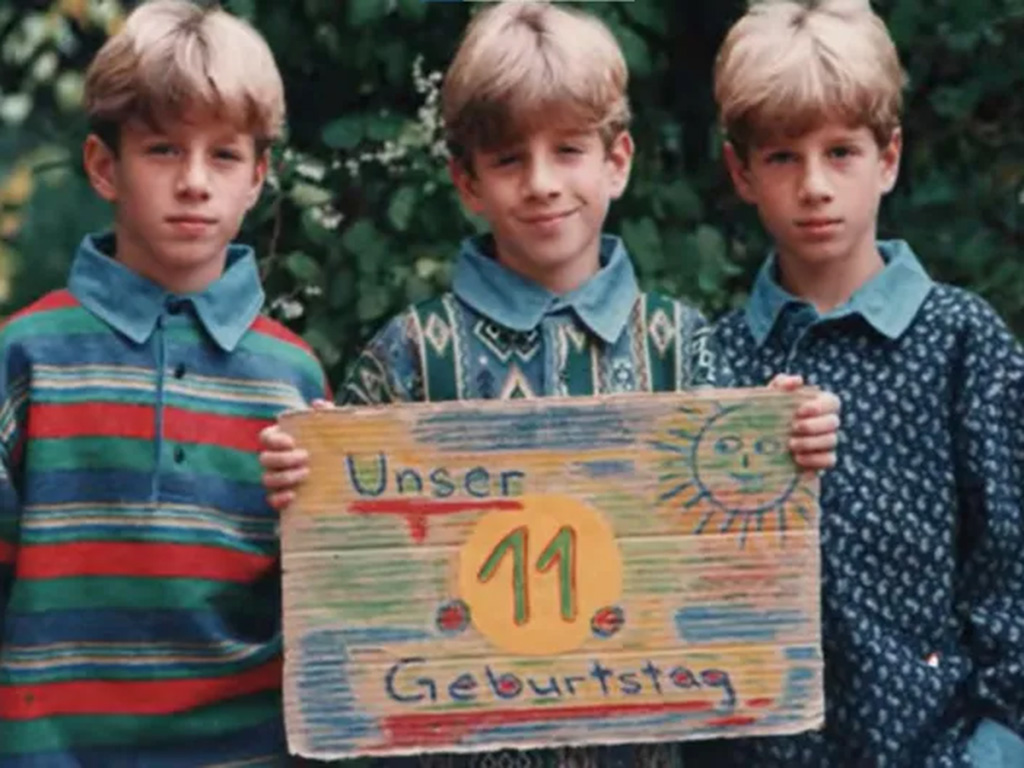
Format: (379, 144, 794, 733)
(442, 1, 630, 166)
(714, 0, 905, 156)
(84, 0, 285, 151)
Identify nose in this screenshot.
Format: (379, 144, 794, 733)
(523, 153, 561, 199)
(175, 153, 212, 200)
(798, 156, 833, 205)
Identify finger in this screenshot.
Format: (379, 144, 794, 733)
(796, 393, 841, 418)
(790, 433, 838, 454)
(311, 399, 336, 410)
(259, 425, 296, 451)
(268, 490, 295, 512)
(768, 374, 804, 391)
(792, 451, 837, 471)
(791, 413, 841, 436)
(262, 466, 310, 491)
(258, 448, 309, 471)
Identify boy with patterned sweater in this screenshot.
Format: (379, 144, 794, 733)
(260, 4, 840, 767)
(682, 1, 1024, 766)
(0, 1, 327, 764)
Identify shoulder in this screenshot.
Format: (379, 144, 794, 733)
(639, 291, 708, 327)
(0, 289, 84, 342)
(245, 315, 327, 395)
(916, 283, 1020, 352)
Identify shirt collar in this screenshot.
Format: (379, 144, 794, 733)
(67, 232, 265, 352)
(451, 234, 639, 344)
(745, 239, 934, 345)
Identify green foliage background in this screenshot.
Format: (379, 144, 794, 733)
(1, 0, 1022, 390)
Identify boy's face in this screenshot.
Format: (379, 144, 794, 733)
(83, 111, 267, 294)
(450, 125, 633, 294)
(725, 122, 900, 274)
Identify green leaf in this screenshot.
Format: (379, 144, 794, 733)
(303, 324, 342, 367)
(349, 0, 388, 27)
(387, 185, 418, 231)
(321, 116, 364, 150)
(288, 181, 332, 208)
(365, 111, 405, 142)
(660, 179, 704, 222)
(621, 216, 662, 274)
(357, 286, 391, 322)
(285, 251, 324, 284)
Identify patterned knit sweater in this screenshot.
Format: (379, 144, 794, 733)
(0, 235, 327, 766)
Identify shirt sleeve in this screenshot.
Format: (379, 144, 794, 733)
(948, 299, 1024, 751)
(338, 310, 423, 406)
(0, 337, 29, 642)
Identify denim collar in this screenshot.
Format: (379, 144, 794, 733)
(67, 232, 264, 352)
(745, 239, 934, 345)
(451, 234, 639, 344)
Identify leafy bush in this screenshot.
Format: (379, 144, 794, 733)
(2, 0, 1021, 390)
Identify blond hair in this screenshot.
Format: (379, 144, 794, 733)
(84, 0, 285, 151)
(442, 1, 630, 166)
(714, 0, 905, 156)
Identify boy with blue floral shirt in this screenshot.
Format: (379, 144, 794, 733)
(683, 1, 1024, 766)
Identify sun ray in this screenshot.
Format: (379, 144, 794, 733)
(658, 481, 695, 504)
(693, 507, 719, 534)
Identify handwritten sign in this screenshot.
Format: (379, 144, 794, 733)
(280, 389, 824, 760)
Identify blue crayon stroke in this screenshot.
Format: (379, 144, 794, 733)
(574, 460, 636, 479)
(785, 645, 821, 662)
(675, 605, 807, 643)
(296, 629, 381, 747)
(413, 405, 635, 453)
(337, 627, 433, 645)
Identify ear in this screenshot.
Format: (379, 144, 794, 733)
(879, 127, 902, 195)
(448, 156, 486, 216)
(83, 134, 119, 203)
(723, 141, 758, 204)
(246, 150, 270, 209)
(605, 130, 634, 200)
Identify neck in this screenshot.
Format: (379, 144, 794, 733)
(494, 241, 601, 295)
(114, 227, 227, 295)
(777, 244, 885, 315)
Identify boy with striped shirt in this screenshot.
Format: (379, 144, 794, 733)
(0, 1, 326, 764)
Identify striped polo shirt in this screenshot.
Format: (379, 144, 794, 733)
(0, 233, 327, 766)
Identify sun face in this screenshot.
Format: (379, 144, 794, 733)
(654, 403, 816, 544)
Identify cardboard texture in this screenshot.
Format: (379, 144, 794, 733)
(280, 389, 824, 759)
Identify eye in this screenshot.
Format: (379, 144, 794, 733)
(213, 147, 244, 162)
(493, 153, 521, 167)
(145, 143, 176, 157)
(753, 437, 782, 455)
(714, 436, 743, 455)
(765, 150, 795, 165)
(557, 144, 583, 155)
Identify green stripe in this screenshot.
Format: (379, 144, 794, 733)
(21, 526, 272, 550)
(0, 308, 108, 342)
(30, 439, 260, 484)
(234, 331, 324, 388)
(562, 328, 595, 397)
(414, 297, 459, 402)
(8, 577, 276, 613)
(645, 293, 678, 393)
(0, 690, 280, 755)
(31, 388, 292, 419)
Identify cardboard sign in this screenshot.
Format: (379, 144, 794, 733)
(280, 389, 824, 760)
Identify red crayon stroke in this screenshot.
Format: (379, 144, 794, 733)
(705, 715, 758, 728)
(348, 499, 523, 544)
(745, 698, 774, 708)
(382, 699, 715, 747)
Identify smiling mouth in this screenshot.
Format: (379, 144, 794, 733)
(796, 219, 841, 229)
(729, 471, 766, 484)
(520, 210, 576, 225)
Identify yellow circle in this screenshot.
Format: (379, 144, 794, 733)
(458, 494, 622, 656)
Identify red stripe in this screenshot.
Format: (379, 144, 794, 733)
(28, 403, 268, 451)
(383, 699, 715, 747)
(250, 316, 315, 355)
(705, 715, 758, 727)
(164, 408, 269, 452)
(746, 697, 774, 708)
(0, 540, 15, 565)
(0, 660, 280, 719)
(1, 290, 79, 331)
(29, 402, 154, 440)
(16, 542, 274, 582)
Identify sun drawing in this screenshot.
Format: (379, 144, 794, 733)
(653, 402, 817, 543)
